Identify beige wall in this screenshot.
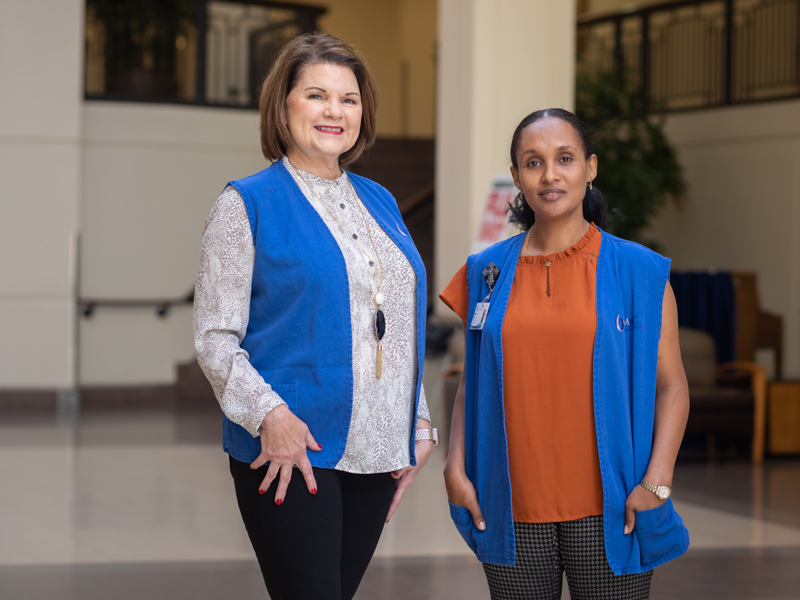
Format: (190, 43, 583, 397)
(435, 0, 577, 303)
(0, 0, 84, 388)
(646, 99, 800, 378)
(398, 0, 438, 137)
(79, 102, 265, 385)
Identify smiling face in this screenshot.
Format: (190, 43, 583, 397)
(510, 117, 598, 224)
(284, 62, 362, 174)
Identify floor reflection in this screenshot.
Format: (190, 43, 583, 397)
(1, 371, 799, 599)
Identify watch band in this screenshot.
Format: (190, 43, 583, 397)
(640, 479, 671, 500)
(415, 427, 439, 445)
(640, 480, 659, 494)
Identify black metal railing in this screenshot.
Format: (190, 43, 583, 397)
(84, 0, 325, 108)
(578, 0, 800, 111)
(79, 290, 195, 318)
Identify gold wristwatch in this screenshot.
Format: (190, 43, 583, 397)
(640, 479, 671, 500)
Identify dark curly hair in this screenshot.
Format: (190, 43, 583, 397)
(507, 108, 615, 231)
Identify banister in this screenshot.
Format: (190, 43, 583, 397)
(79, 289, 195, 318)
(578, 0, 800, 112)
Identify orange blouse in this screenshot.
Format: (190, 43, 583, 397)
(440, 225, 604, 523)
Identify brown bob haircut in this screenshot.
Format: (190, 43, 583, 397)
(259, 33, 378, 167)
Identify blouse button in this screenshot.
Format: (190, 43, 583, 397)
(352, 234, 358, 239)
(545, 260, 552, 267)
(340, 203, 346, 209)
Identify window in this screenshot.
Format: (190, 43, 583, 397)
(85, 0, 325, 107)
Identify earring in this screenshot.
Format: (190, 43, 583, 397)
(588, 181, 593, 190)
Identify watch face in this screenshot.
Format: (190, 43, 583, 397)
(657, 487, 670, 500)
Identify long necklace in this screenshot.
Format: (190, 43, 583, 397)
(293, 168, 387, 379)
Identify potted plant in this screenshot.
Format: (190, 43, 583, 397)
(575, 68, 686, 246)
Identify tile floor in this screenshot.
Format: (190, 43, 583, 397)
(1, 360, 799, 599)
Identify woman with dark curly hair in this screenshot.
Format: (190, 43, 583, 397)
(194, 34, 435, 600)
(440, 108, 690, 599)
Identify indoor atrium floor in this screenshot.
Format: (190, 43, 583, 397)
(1, 369, 799, 599)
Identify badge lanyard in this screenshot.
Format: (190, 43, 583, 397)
(470, 262, 500, 330)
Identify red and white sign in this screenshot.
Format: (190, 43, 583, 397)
(472, 175, 517, 254)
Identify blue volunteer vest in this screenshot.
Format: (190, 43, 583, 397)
(450, 230, 689, 575)
(223, 159, 427, 468)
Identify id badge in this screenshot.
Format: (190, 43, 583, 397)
(470, 302, 490, 330)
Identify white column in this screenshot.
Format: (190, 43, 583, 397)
(435, 0, 577, 303)
(0, 0, 84, 388)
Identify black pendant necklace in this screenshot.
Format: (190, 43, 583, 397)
(374, 291, 385, 378)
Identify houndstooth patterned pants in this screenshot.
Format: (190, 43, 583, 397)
(482, 516, 652, 600)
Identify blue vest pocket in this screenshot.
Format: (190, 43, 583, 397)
(634, 498, 684, 567)
(270, 383, 297, 414)
(449, 502, 478, 553)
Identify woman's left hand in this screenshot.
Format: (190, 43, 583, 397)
(623, 484, 667, 535)
(385, 425, 436, 523)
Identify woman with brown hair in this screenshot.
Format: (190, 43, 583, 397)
(193, 33, 436, 600)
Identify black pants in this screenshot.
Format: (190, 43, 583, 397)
(229, 457, 397, 600)
(483, 516, 653, 600)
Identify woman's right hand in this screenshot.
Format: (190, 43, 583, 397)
(250, 404, 321, 504)
(444, 464, 486, 530)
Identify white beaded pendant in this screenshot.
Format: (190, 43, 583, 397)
(374, 291, 384, 306)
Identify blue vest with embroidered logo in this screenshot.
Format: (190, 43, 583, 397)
(450, 229, 689, 575)
(223, 159, 427, 468)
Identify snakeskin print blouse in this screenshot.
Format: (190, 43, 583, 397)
(193, 157, 429, 474)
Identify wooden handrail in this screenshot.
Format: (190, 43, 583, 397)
(397, 183, 434, 216)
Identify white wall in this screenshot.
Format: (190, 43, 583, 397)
(0, 0, 84, 388)
(79, 103, 265, 385)
(435, 0, 577, 302)
(646, 99, 800, 378)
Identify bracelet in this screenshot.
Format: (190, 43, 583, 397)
(415, 427, 439, 446)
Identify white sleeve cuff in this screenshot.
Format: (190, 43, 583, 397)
(244, 389, 288, 437)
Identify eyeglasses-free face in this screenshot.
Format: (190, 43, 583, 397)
(510, 117, 598, 225)
(285, 62, 363, 178)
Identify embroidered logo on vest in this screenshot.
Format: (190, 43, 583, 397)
(616, 315, 642, 332)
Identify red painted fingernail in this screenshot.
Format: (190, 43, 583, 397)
(276, 498, 282, 506)
(318, 444, 323, 449)
(250, 465, 256, 470)
(391, 471, 397, 477)
(259, 489, 265, 495)
(311, 488, 317, 495)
